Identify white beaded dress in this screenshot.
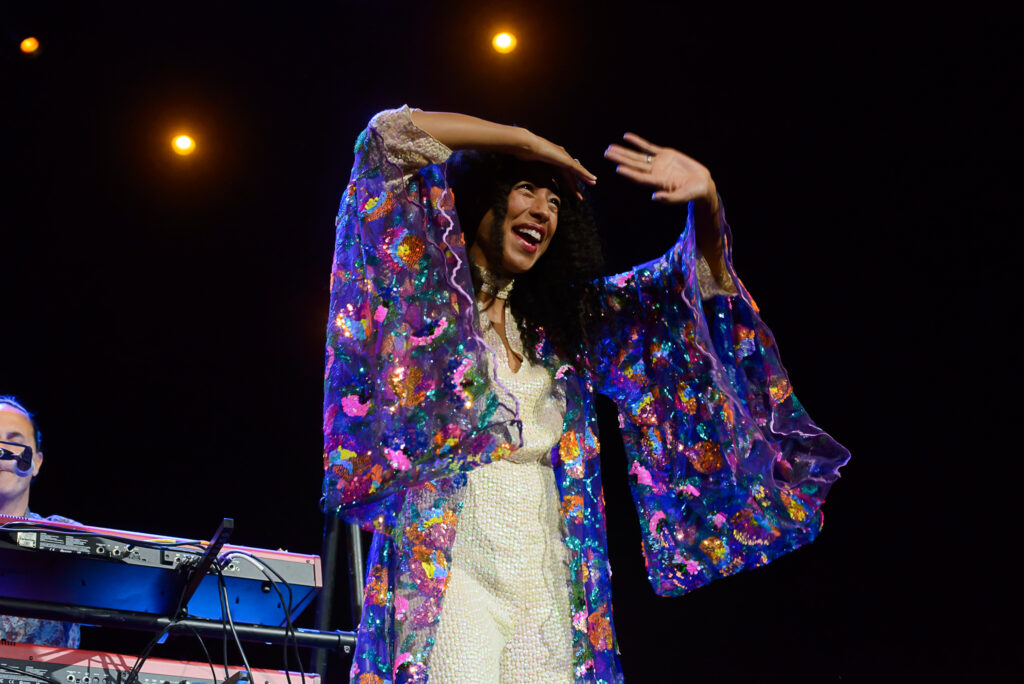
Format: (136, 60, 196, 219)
(428, 303, 575, 684)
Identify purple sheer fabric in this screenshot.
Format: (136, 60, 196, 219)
(322, 110, 849, 683)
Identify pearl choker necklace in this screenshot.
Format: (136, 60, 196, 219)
(471, 263, 514, 300)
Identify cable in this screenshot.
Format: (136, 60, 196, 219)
(216, 564, 254, 682)
(222, 551, 307, 684)
(2, 521, 313, 682)
(218, 567, 253, 682)
(123, 549, 197, 684)
(124, 620, 177, 684)
(182, 621, 220, 684)
(224, 553, 295, 684)
(0, 662, 62, 684)
(0, 521, 202, 684)
(216, 560, 231, 681)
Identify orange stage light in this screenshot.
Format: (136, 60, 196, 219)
(20, 37, 40, 54)
(172, 134, 196, 156)
(492, 32, 517, 54)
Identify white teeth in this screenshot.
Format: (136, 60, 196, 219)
(517, 227, 542, 242)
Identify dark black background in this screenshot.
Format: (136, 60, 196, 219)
(2, 1, 1018, 681)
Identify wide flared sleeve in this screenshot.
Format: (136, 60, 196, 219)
(322, 107, 521, 532)
(591, 202, 849, 596)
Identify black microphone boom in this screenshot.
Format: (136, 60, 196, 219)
(0, 440, 34, 477)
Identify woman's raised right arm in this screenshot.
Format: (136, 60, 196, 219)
(410, 109, 597, 190)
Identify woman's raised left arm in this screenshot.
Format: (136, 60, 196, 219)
(604, 133, 728, 283)
(590, 134, 849, 597)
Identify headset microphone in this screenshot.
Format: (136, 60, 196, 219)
(0, 440, 34, 477)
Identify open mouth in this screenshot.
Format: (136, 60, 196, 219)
(512, 224, 544, 253)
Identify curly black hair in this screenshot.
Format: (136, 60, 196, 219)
(447, 151, 605, 369)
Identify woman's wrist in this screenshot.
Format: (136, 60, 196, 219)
(697, 179, 718, 214)
(693, 183, 724, 266)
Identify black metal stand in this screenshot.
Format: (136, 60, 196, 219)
(0, 596, 355, 652)
(310, 513, 366, 680)
(345, 522, 365, 628)
(311, 513, 341, 676)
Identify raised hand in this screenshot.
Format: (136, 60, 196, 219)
(518, 130, 597, 200)
(605, 132, 725, 269)
(604, 133, 717, 210)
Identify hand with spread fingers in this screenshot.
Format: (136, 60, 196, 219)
(605, 132, 725, 269)
(604, 133, 718, 211)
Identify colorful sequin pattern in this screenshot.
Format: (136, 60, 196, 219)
(323, 109, 849, 684)
(590, 216, 850, 598)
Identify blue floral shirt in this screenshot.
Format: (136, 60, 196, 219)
(0, 511, 82, 648)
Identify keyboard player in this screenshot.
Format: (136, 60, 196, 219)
(0, 396, 81, 648)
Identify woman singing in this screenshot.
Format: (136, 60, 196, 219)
(322, 106, 849, 683)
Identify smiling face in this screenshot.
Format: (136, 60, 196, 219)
(472, 178, 561, 275)
(0, 404, 42, 516)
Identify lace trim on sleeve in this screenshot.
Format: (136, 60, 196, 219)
(369, 105, 453, 180)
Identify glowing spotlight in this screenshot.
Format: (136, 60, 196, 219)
(172, 134, 196, 156)
(492, 32, 517, 54)
(20, 37, 40, 54)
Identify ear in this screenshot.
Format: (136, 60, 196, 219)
(31, 451, 43, 478)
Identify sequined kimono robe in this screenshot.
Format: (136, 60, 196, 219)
(322, 108, 849, 684)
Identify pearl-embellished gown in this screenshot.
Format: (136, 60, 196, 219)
(429, 306, 575, 683)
